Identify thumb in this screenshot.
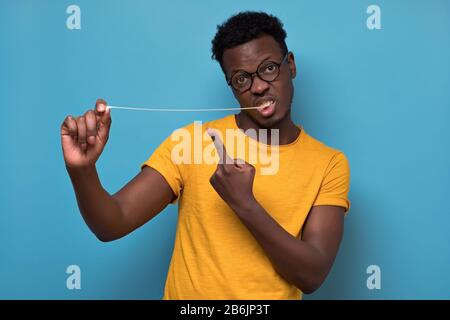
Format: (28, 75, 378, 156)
(95, 99, 111, 128)
(96, 107, 111, 144)
(100, 106, 112, 128)
(93, 100, 111, 144)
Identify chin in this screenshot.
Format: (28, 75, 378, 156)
(252, 109, 289, 129)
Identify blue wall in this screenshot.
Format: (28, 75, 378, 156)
(1, 0, 449, 299)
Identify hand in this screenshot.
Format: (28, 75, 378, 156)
(61, 98, 112, 168)
(207, 128, 257, 213)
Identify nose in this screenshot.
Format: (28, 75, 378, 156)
(250, 75, 270, 95)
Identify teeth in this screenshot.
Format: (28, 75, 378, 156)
(257, 100, 273, 109)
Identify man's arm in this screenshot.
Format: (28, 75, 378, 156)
(233, 202, 344, 294)
(62, 98, 175, 242)
(206, 128, 345, 293)
(67, 165, 175, 242)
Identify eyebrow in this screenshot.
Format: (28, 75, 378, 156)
(229, 55, 273, 75)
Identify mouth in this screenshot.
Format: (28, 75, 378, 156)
(256, 99, 276, 118)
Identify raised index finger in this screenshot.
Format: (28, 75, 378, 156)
(207, 128, 233, 165)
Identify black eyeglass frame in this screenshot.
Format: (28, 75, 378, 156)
(226, 52, 290, 93)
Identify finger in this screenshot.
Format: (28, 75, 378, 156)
(95, 98, 107, 120)
(85, 110, 97, 145)
(234, 157, 246, 167)
(61, 115, 78, 137)
(95, 99, 111, 129)
(207, 128, 233, 165)
(76, 116, 87, 152)
(102, 105, 111, 128)
(97, 107, 111, 144)
(95, 98, 108, 114)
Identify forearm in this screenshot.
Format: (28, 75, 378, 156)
(66, 165, 126, 241)
(234, 199, 328, 293)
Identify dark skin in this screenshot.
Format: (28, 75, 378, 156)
(61, 35, 344, 294)
(223, 35, 299, 144)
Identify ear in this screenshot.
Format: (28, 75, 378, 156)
(287, 52, 297, 79)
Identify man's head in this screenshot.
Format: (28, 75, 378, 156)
(212, 11, 297, 128)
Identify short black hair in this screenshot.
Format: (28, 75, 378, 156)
(211, 11, 288, 70)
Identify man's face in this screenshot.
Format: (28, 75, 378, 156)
(222, 35, 296, 128)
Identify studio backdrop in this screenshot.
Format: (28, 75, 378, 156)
(1, 0, 449, 299)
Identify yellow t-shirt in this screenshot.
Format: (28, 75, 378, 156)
(141, 114, 350, 300)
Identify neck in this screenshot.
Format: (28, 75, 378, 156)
(235, 111, 300, 145)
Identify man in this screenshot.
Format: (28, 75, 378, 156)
(60, 11, 350, 299)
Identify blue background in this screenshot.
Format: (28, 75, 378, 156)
(1, 0, 449, 299)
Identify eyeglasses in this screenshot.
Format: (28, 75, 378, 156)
(226, 53, 289, 93)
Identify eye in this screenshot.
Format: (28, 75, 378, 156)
(263, 63, 277, 73)
(237, 75, 247, 83)
(232, 73, 250, 87)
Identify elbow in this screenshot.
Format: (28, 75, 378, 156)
(295, 275, 326, 295)
(96, 234, 115, 242)
(95, 231, 120, 243)
(89, 222, 126, 242)
(300, 283, 320, 295)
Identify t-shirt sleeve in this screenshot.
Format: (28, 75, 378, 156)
(312, 152, 351, 213)
(140, 133, 184, 204)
